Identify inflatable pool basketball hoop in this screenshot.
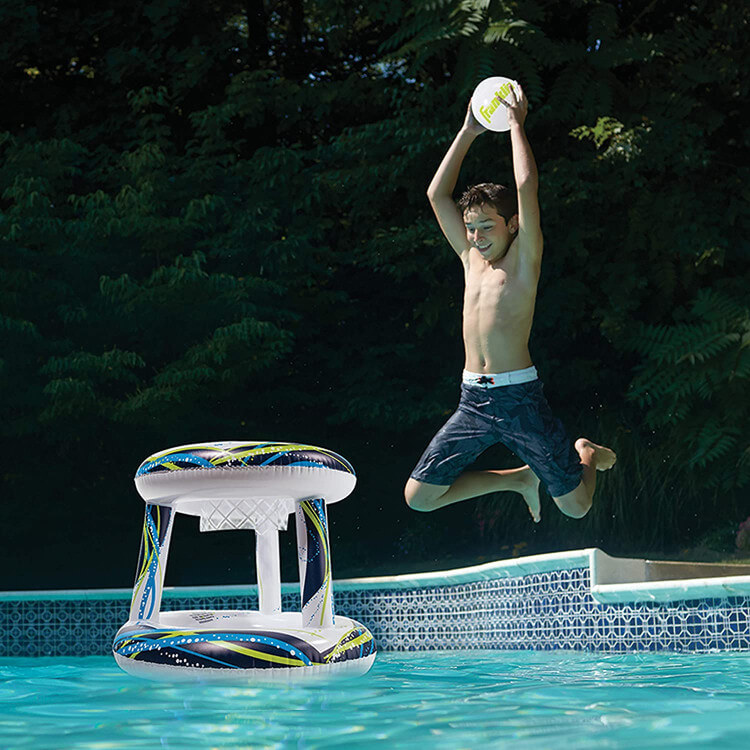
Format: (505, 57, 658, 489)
(112, 441, 376, 681)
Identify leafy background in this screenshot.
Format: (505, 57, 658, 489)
(1, 0, 748, 590)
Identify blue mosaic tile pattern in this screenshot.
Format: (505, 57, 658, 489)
(0, 599, 130, 658)
(2, 568, 750, 657)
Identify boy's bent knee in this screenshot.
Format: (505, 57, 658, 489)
(555, 500, 591, 519)
(552, 482, 592, 519)
(404, 478, 447, 512)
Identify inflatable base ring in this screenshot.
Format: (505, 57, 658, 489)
(114, 611, 375, 682)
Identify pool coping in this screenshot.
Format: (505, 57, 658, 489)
(3, 548, 750, 604)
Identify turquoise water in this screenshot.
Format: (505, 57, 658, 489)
(2, 651, 750, 749)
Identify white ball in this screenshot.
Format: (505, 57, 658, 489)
(471, 77, 520, 132)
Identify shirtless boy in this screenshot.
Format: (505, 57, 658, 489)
(404, 85, 615, 523)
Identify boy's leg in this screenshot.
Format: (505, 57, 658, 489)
(551, 438, 617, 518)
(475, 380, 616, 520)
(405, 466, 541, 522)
(406, 383, 544, 522)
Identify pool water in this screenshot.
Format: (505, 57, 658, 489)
(3, 651, 750, 749)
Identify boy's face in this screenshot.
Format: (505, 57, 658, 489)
(463, 204, 518, 262)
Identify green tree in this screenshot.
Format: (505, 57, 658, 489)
(1, 0, 748, 588)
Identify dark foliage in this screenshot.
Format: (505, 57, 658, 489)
(1, 0, 747, 589)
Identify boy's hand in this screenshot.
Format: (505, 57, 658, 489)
(462, 100, 486, 136)
(499, 82, 528, 128)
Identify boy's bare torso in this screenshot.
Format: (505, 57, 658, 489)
(461, 238, 539, 374)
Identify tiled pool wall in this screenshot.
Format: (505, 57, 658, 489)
(3, 549, 750, 657)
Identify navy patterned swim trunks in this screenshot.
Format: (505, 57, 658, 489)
(409, 370, 582, 498)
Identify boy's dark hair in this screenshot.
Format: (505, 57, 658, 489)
(457, 183, 517, 221)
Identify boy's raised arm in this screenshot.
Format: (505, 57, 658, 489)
(504, 85, 543, 263)
(427, 104, 486, 258)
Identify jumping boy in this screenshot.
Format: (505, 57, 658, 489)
(404, 85, 616, 523)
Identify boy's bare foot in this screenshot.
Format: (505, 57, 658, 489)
(518, 470, 541, 523)
(575, 438, 617, 471)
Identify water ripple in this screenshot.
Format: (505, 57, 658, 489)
(2, 651, 750, 748)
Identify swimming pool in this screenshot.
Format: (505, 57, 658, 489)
(4, 650, 750, 748)
(3, 549, 750, 747)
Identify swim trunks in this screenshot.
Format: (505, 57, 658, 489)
(409, 369, 582, 497)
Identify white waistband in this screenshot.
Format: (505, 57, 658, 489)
(462, 366, 538, 388)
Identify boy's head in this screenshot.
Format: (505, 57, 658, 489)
(458, 183, 519, 262)
(458, 183, 517, 223)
